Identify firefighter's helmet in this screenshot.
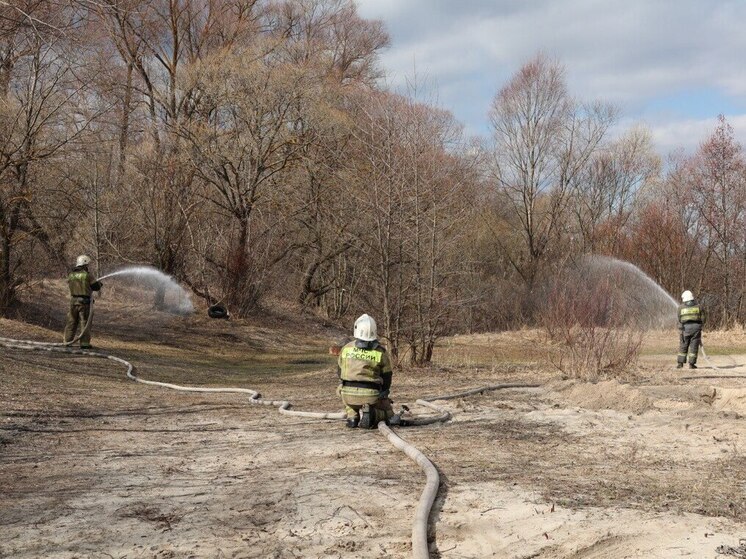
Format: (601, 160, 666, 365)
(353, 314, 377, 341)
(76, 255, 91, 267)
(681, 290, 694, 303)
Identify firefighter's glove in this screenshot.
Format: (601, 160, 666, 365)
(379, 390, 390, 399)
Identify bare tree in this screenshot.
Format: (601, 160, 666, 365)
(346, 88, 478, 363)
(88, 0, 267, 302)
(571, 127, 660, 254)
(398, 98, 478, 364)
(276, 0, 389, 86)
(0, 2, 101, 312)
(290, 111, 357, 310)
(178, 47, 321, 314)
(627, 151, 705, 299)
(488, 54, 616, 295)
(690, 116, 746, 326)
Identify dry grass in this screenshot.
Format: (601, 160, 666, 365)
(641, 328, 746, 355)
(433, 329, 550, 368)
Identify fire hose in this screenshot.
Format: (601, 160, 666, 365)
(1, 311, 539, 559)
(700, 342, 722, 371)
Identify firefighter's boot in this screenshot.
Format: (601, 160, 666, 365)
(358, 404, 372, 429)
(346, 416, 359, 428)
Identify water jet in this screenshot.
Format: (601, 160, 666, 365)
(99, 266, 194, 314)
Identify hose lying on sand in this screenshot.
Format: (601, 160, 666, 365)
(700, 342, 722, 371)
(378, 422, 440, 559)
(1, 333, 537, 559)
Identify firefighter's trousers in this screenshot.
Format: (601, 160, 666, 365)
(678, 323, 702, 366)
(64, 298, 92, 347)
(337, 385, 394, 423)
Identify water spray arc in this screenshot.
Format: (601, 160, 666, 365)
(98, 266, 195, 314)
(584, 256, 721, 370)
(585, 254, 679, 310)
(586, 255, 679, 309)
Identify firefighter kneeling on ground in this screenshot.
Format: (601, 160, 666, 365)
(337, 314, 401, 429)
(677, 290, 705, 369)
(63, 255, 102, 349)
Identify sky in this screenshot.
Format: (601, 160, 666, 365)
(355, 0, 746, 156)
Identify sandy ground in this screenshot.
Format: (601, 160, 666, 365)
(1, 287, 745, 558)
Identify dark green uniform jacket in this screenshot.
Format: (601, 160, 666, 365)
(678, 301, 704, 331)
(677, 300, 704, 366)
(337, 339, 393, 392)
(67, 266, 102, 299)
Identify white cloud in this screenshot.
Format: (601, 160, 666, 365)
(642, 115, 746, 156)
(356, 0, 746, 153)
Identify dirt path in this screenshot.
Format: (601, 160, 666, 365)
(1, 312, 745, 558)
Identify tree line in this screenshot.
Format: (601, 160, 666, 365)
(1, 0, 744, 364)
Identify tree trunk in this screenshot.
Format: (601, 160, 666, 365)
(0, 225, 15, 314)
(226, 213, 254, 315)
(117, 62, 133, 181)
(298, 260, 320, 307)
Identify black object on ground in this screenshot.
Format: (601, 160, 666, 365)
(208, 305, 229, 319)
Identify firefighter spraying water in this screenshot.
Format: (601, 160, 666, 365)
(63, 255, 103, 349)
(62, 261, 194, 349)
(677, 290, 705, 369)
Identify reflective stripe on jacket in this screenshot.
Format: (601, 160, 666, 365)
(678, 302, 704, 324)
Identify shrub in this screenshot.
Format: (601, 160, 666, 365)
(540, 270, 643, 381)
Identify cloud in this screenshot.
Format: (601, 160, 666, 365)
(356, 0, 746, 152)
(638, 114, 746, 156)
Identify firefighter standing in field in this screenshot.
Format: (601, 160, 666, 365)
(63, 255, 102, 349)
(677, 290, 705, 369)
(337, 314, 398, 428)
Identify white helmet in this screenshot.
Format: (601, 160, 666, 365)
(76, 255, 91, 267)
(353, 314, 377, 341)
(681, 290, 694, 303)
